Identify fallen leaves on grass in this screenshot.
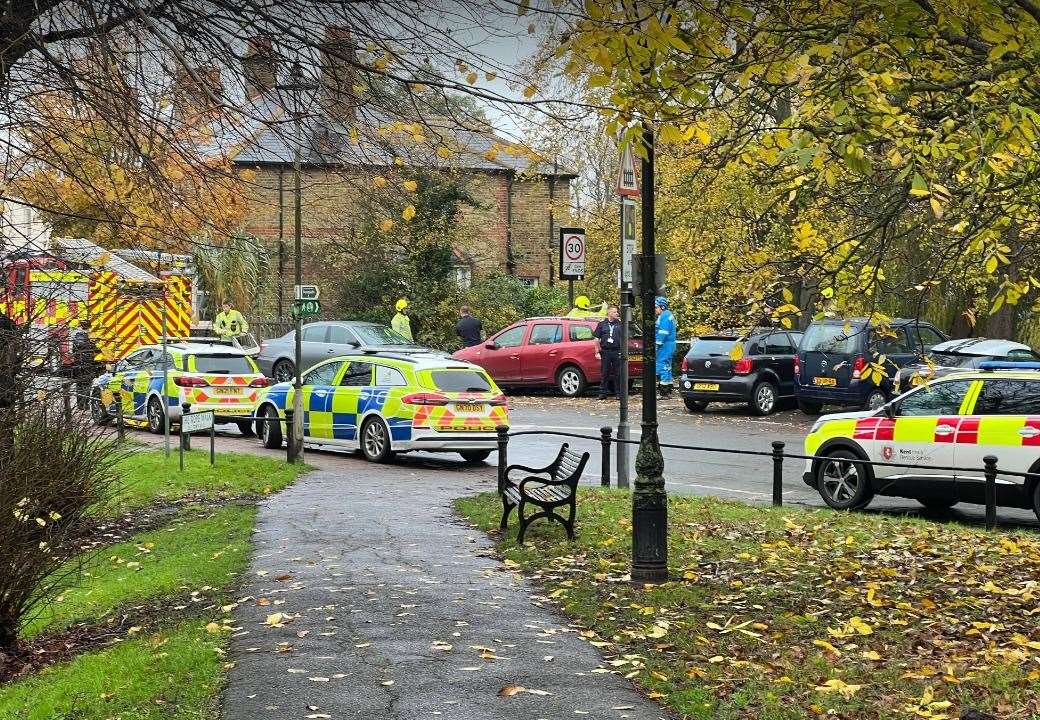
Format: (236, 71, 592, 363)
(498, 685, 551, 697)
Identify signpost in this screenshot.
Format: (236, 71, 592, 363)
(558, 227, 586, 305)
(617, 196, 639, 488)
(179, 410, 215, 471)
(291, 299, 321, 318)
(617, 143, 641, 198)
(294, 284, 320, 301)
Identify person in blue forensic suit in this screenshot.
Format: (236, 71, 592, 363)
(654, 296, 677, 397)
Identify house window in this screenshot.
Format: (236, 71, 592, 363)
(518, 276, 539, 287)
(452, 264, 472, 289)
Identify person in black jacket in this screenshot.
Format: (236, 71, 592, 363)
(70, 325, 102, 410)
(593, 305, 623, 400)
(455, 306, 482, 348)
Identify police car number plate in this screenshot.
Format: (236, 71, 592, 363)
(454, 403, 484, 413)
(813, 377, 837, 386)
(213, 387, 241, 395)
(693, 383, 719, 391)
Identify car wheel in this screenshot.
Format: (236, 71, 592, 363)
(556, 365, 587, 397)
(259, 404, 283, 449)
(816, 449, 874, 511)
(798, 398, 823, 415)
(360, 416, 394, 463)
(917, 497, 958, 510)
(864, 388, 888, 411)
(90, 388, 111, 426)
(459, 449, 492, 463)
(236, 419, 255, 437)
(1031, 479, 1040, 524)
(146, 396, 166, 434)
(272, 359, 295, 383)
(750, 381, 778, 416)
(683, 397, 708, 413)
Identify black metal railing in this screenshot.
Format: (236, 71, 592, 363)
(495, 425, 1029, 531)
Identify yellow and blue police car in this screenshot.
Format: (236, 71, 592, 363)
(253, 350, 509, 463)
(90, 342, 268, 435)
(804, 362, 1040, 522)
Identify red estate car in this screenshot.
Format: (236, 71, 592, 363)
(453, 316, 643, 397)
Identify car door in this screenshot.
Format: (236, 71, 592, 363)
(762, 332, 798, 395)
(300, 323, 328, 371)
(954, 378, 1039, 504)
(326, 324, 361, 356)
(521, 322, 564, 383)
(301, 359, 345, 440)
(481, 324, 526, 383)
(119, 348, 155, 419)
(880, 378, 975, 498)
(331, 361, 374, 442)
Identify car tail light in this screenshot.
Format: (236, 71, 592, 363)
(794, 355, 801, 377)
(249, 377, 270, 388)
(174, 376, 209, 387)
(733, 357, 753, 375)
(401, 392, 451, 405)
(681, 356, 689, 373)
(852, 355, 867, 380)
(487, 394, 509, 407)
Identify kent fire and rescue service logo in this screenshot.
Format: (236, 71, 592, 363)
(882, 446, 893, 460)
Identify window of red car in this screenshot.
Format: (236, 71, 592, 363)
(568, 323, 595, 342)
(529, 323, 562, 345)
(494, 325, 526, 348)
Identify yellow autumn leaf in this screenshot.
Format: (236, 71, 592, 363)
(466, 72, 478, 84)
(379, 219, 394, 232)
(403, 179, 418, 192)
(205, 622, 222, 634)
(862, 650, 882, 661)
(812, 639, 842, 656)
(372, 176, 387, 188)
(815, 678, 863, 699)
(402, 205, 416, 221)
(264, 612, 285, 626)
(485, 71, 497, 81)
(523, 85, 537, 98)
(436, 146, 452, 159)
(848, 617, 873, 635)
(729, 343, 744, 361)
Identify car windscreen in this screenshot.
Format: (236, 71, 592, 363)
(689, 338, 740, 356)
(354, 325, 411, 345)
(192, 354, 254, 374)
(928, 352, 983, 369)
(429, 369, 493, 392)
(801, 325, 858, 354)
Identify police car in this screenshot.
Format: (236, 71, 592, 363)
(804, 362, 1040, 522)
(253, 350, 509, 463)
(90, 342, 267, 435)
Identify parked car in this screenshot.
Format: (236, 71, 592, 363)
(894, 338, 1040, 394)
(679, 328, 802, 415)
(795, 318, 947, 413)
(253, 350, 507, 463)
(256, 321, 426, 382)
(452, 316, 643, 397)
(803, 363, 1040, 522)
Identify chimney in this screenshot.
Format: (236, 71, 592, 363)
(173, 65, 222, 118)
(319, 26, 358, 122)
(242, 37, 279, 97)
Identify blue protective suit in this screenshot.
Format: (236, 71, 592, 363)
(655, 309, 677, 383)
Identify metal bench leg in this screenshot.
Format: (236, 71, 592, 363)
(564, 500, 577, 541)
(500, 494, 512, 530)
(516, 500, 530, 544)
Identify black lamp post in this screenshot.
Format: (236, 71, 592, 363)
(631, 120, 668, 584)
(275, 62, 317, 462)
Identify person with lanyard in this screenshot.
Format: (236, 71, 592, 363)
(654, 295, 677, 397)
(593, 304, 623, 400)
(214, 301, 249, 341)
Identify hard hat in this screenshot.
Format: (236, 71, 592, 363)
(395, 298, 409, 312)
(575, 295, 591, 310)
(655, 296, 668, 309)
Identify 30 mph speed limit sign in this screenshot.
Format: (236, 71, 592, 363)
(559, 227, 586, 279)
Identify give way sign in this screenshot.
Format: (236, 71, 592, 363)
(559, 227, 586, 279)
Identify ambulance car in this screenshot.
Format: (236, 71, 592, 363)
(803, 362, 1040, 521)
(90, 342, 267, 435)
(253, 350, 508, 463)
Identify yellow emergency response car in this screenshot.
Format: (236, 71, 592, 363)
(804, 362, 1040, 521)
(253, 350, 509, 463)
(90, 342, 268, 435)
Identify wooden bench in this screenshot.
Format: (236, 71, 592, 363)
(500, 444, 589, 544)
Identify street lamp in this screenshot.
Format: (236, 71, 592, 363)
(632, 120, 668, 584)
(276, 62, 317, 462)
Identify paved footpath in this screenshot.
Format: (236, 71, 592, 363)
(222, 462, 672, 720)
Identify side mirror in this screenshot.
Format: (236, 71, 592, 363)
(883, 402, 895, 419)
(484, 341, 498, 350)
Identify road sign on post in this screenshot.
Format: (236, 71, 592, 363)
(617, 144, 641, 197)
(559, 227, 586, 280)
(294, 284, 320, 301)
(291, 299, 321, 318)
(620, 198, 637, 285)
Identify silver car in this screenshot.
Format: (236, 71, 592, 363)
(255, 321, 427, 382)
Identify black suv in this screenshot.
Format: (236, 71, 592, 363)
(679, 329, 802, 415)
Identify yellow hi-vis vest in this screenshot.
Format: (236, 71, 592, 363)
(215, 309, 248, 338)
(391, 312, 413, 341)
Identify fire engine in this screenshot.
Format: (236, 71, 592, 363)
(0, 238, 194, 369)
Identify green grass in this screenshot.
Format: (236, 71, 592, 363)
(457, 490, 1040, 720)
(24, 505, 255, 638)
(112, 449, 306, 512)
(0, 621, 224, 720)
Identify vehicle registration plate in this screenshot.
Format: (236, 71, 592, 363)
(454, 403, 484, 413)
(693, 383, 720, 391)
(213, 387, 241, 395)
(813, 377, 837, 386)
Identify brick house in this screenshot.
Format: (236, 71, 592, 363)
(209, 32, 575, 320)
